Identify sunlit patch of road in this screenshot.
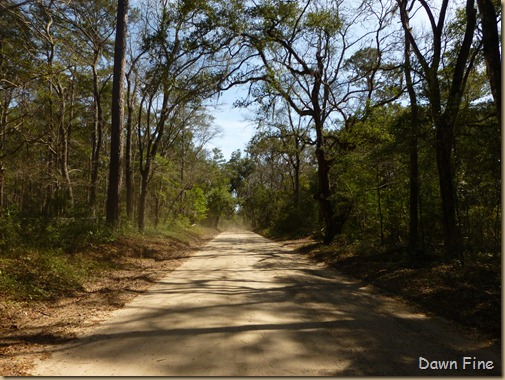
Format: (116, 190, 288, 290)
(32, 230, 501, 376)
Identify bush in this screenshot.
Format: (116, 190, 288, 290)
(55, 218, 114, 252)
(12, 217, 114, 252)
(0, 213, 112, 300)
(0, 211, 23, 254)
(0, 249, 94, 300)
(271, 197, 319, 238)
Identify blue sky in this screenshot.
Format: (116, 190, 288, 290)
(207, 87, 256, 160)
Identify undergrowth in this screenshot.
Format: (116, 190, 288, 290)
(299, 238, 501, 340)
(0, 213, 214, 302)
(0, 251, 97, 301)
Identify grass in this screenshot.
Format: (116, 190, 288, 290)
(0, 220, 217, 302)
(0, 250, 94, 301)
(0, 221, 220, 376)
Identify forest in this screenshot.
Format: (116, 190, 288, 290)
(0, 0, 501, 330)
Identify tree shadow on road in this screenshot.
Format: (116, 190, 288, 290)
(22, 232, 503, 376)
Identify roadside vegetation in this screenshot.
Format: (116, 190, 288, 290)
(0, 218, 219, 375)
(218, 0, 501, 342)
(290, 238, 501, 341)
(0, 0, 500, 370)
(0, 215, 218, 302)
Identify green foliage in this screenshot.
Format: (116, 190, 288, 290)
(205, 186, 236, 227)
(184, 187, 208, 223)
(455, 104, 501, 255)
(139, 218, 216, 250)
(0, 210, 114, 255)
(226, 150, 255, 193)
(272, 195, 319, 238)
(304, 9, 341, 35)
(0, 0, 501, 275)
(240, 92, 501, 260)
(249, 0, 300, 29)
(19, 217, 114, 253)
(0, 211, 23, 254)
(0, 250, 93, 300)
(0, 220, 216, 302)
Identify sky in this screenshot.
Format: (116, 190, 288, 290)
(206, 87, 256, 160)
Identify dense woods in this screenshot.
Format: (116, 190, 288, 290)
(223, 0, 501, 264)
(0, 0, 501, 270)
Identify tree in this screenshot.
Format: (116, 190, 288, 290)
(222, 0, 400, 243)
(398, 0, 479, 261)
(124, 31, 146, 221)
(133, 0, 228, 230)
(476, 0, 501, 119)
(54, 0, 116, 215)
(251, 93, 313, 208)
(0, 1, 37, 210)
(241, 129, 317, 235)
(402, 2, 421, 256)
(106, 0, 129, 227)
(205, 186, 235, 228)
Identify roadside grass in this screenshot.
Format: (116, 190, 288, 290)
(0, 220, 217, 303)
(296, 238, 501, 341)
(142, 222, 213, 246)
(0, 250, 97, 301)
(0, 220, 219, 376)
(0, 217, 113, 302)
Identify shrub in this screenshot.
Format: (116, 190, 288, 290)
(0, 249, 94, 300)
(0, 211, 23, 254)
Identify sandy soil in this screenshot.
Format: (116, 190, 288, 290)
(0, 232, 212, 376)
(25, 230, 501, 376)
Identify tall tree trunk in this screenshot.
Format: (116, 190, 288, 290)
(45, 14, 57, 217)
(312, 70, 338, 244)
(90, 57, 104, 215)
(286, 107, 302, 207)
(407, 112, 419, 250)
(294, 151, 300, 206)
(137, 167, 149, 231)
(0, 41, 5, 210)
(0, 164, 4, 210)
(314, 144, 336, 244)
(435, 119, 463, 260)
(377, 171, 385, 246)
(435, 0, 476, 262)
(399, 0, 476, 263)
(136, 90, 169, 230)
(0, 93, 7, 210)
(125, 73, 134, 220)
(313, 118, 350, 245)
(476, 0, 501, 120)
(404, 29, 420, 254)
(106, 0, 129, 227)
(154, 189, 164, 228)
(57, 82, 74, 208)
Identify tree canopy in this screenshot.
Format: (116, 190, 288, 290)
(0, 0, 500, 264)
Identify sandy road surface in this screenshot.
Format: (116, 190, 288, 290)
(32, 230, 500, 376)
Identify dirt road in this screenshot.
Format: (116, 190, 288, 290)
(31, 230, 501, 376)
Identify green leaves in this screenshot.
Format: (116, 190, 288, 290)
(0, 249, 90, 301)
(304, 9, 341, 35)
